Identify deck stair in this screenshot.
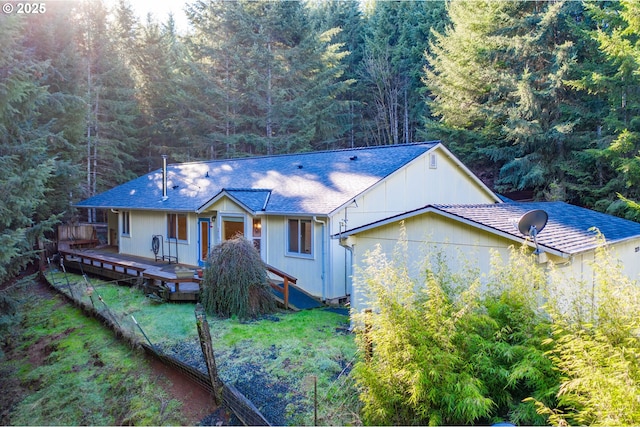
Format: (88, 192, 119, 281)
(269, 280, 323, 311)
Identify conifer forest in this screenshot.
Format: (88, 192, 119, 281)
(2, 0, 640, 282)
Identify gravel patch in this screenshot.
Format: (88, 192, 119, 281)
(158, 340, 309, 426)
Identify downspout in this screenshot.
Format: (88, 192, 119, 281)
(313, 216, 326, 301)
(339, 221, 355, 298)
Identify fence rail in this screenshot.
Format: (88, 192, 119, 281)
(41, 268, 270, 426)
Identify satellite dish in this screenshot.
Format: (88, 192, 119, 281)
(516, 209, 548, 254)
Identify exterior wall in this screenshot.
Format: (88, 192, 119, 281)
(552, 238, 640, 287)
(262, 215, 328, 299)
(347, 212, 640, 314)
(330, 147, 498, 236)
(115, 198, 340, 300)
(119, 210, 200, 265)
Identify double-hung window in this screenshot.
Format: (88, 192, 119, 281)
(287, 218, 312, 256)
(121, 211, 131, 236)
(168, 213, 187, 241)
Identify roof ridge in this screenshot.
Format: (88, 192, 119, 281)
(224, 188, 272, 192)
(167, 141, 441, 166)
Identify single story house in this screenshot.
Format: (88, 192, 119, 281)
(75, 141, 501, 302)
(336, 201, 640, 313)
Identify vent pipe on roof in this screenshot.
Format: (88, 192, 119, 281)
(162, 154, 168, 201)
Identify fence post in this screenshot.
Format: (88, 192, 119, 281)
(195, 304, 223, 406)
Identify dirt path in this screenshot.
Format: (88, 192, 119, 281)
(147, 355, 218, 424)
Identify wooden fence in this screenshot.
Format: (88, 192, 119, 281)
(41, 268, 270, 426)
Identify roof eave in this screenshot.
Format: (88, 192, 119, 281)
(75, 204, 197, 213)
(334, 205, 570, 259)
(196, 190, 255, 215)
(430, 208, 569, 258)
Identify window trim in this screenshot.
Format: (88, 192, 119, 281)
(286, 217, 313, 258)
(121, 211, 131, 236)
(167, 213, 188, 242)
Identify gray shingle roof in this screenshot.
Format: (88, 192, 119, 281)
(433, 202, 640, 255)
(76, 142, 440, 215)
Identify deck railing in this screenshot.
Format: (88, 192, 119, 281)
(265, 264, 297, 310)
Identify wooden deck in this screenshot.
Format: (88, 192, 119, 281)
(59, 247, 201, 301)
(57, 246, 309, 309)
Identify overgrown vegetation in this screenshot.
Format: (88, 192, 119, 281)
(0, 279, 185, 425)
(201, 237, 277, 320)
(532, 239, 640, 426)
(41, 267, 359, 425)
(352, 233, 640, 426)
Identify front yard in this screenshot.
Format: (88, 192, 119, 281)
(45, 269, 361, 426)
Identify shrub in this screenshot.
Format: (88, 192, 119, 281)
(200, 237, 276, 320)
(353, 228, 640, 426)
(532, 240, 640, 426)
(352, 241, 494, 426)
(352, 236, 557, 426)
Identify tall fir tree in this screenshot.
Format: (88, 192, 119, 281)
(186, 0, 352, 156)
(0, 15, 59, 283)
(76, 0, 142, 221)
(425, 1, 593, 199)
(19, 1, 87, 221)
(308, 0, 365, 148)
(574, 0, 640, 218)
(360, 0, 447, 145)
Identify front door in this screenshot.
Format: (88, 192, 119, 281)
(198, 218, 211, 266)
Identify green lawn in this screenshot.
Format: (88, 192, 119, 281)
(3, 285, 185, 426)
(45, 269, 361, 425)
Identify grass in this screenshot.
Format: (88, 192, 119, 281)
(44, 269, 362, 425)
(2, 281, 185, 426)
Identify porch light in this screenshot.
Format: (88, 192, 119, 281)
(253, 218, 262, 237)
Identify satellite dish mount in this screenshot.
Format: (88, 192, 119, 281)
(516, 209, 548, 255)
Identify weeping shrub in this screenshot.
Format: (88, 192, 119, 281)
(200, 237, 276, 320)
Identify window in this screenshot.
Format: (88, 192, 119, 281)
(168, 213, 187, 241)
(288, 218, 312, 256)
(252, 218, 262, 252)
(121, 211, 130, 236)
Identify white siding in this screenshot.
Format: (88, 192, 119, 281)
(330, 147, 498, 235)
(117, 210, 198, 265)
(263, 215, 326, 298)
(348, 212, 640, 313)
(114, 147, 503, 300)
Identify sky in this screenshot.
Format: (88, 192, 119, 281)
(107, 0, 191, 32)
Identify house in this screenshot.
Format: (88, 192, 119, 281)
(336, 201, 640, 313)
(75, 141, 500, 302)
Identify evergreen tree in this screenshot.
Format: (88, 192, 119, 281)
(186, 0, 352, 156)
(200, 237, 276, 320)
(76, 0, 142, 218)
(309, 0, 365, 148)
(130, 11, 194, 165)
(425, 1, 591, 198)
(0, 15, 59, 283)
(361, 0, 447, 145)
(575, 1, 640, 218)
(19, 1, 87, 222)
